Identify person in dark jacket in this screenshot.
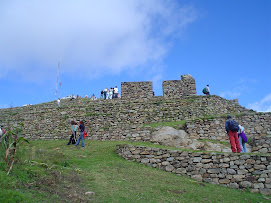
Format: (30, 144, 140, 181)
(75, 121, 85, 147)
(225, 115, 241, 153)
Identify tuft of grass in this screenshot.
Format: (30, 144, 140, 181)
(0, 140, 269, 202)
(197, 139, 230, 147)
(144, 120, 186, 129)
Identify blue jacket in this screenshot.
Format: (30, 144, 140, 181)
(79, 124, 85, 132)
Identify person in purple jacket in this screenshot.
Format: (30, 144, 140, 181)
(238, 125, 247, 153)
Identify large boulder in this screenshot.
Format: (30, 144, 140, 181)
(151, 126, 231, 152)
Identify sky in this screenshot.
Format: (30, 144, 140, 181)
(0, 0, 270, 112)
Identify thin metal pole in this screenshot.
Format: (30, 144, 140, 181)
(55, 61, 60, 100)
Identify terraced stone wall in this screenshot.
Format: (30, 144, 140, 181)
(186, 113, 271, 142)
(116, 145, 271, 195)
(0, 96, 247, 141)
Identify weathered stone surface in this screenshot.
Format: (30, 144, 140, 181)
(229, 183, 239, 189)
(240, 181, 252, 188)
(118, 145, 271, 196)
(165, 165, 175, 172)
(253, 183, 264, 189)
(260, 188, 271, 195)
(191, 175, 202, 181)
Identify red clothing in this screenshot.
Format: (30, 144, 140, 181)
(228, 131, 241, 153)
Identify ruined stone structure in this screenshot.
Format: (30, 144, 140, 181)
(0, 74, 270, 195)
(121, 74, 196, 99)
(121, 81, 153, 100)
(163, 74, 196, 99)
(0, 95, 250, 141)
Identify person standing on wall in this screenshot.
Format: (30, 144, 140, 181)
(75, 121, 85, 147)
(202, 85, 210, 95)
(114, 86, 118, 99)
(100, 90, 104, 99)
(225, 115, 241, 153)
(57, 98, 61, 107)
(104, 87, 107, 99)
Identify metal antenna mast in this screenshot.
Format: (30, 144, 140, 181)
(55, 61, 60, 100)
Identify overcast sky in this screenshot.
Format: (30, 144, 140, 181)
(0, 0, 270, 112)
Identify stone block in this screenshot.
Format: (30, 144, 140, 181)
(229, 183, 239, 189)
(253, 183, 264, 189)
(240, 181, 252, 188)
(260, 188, 271, 195)
(191, 175, 202, 181)
(165, 165, 175, 172)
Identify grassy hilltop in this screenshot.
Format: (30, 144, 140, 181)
(0, 140, 269, 202)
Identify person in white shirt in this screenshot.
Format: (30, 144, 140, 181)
(57, 98, 60, 107)
(104, 88, 107, 99)
(114, 86, 118, 98)
(206, 85, 210, 95)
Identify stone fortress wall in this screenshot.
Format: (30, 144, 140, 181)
(121, 81, 153, 100)
(1, 74, 271, 195)
(186, 114, 271, 153)
(0, 96, 250, 140)
(163, 74, 197, 98)
(0, 74, 270, 147)
(121, 74, 197, 99)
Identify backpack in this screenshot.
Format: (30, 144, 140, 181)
(202, 88, 207, 94)
(83, 130, 87, 138)
(228, 120, 239, 132)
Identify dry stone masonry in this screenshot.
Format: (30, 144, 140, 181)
(121, 81, 153, 100)
(163, 74, 196, 99)
(0, 95, 250, 141)
(116, 144, 271, 195)
(1, 74, 271, 195)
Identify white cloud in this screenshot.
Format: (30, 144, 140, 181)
(247, 93, 271, 112)
(0, 0, 197, 81)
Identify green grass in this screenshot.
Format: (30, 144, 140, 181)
(144, 120, 186, 129)
(197, 139, 231, 147)
(0, 140, 269, 202)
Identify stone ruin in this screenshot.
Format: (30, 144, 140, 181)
(121, 74, 196, 99)
(163, 74, 197, 98)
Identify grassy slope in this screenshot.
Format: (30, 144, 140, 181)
(0, 140, 269, 202)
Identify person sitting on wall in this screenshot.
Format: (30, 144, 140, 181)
(202, 85, 210, 95)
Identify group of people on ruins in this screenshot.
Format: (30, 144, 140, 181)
(101, 86, 119, 100)
(225, 115, 247, 153)
(56, 86, 119, 107)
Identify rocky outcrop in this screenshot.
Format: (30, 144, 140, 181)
(151, 126, 231, 152)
